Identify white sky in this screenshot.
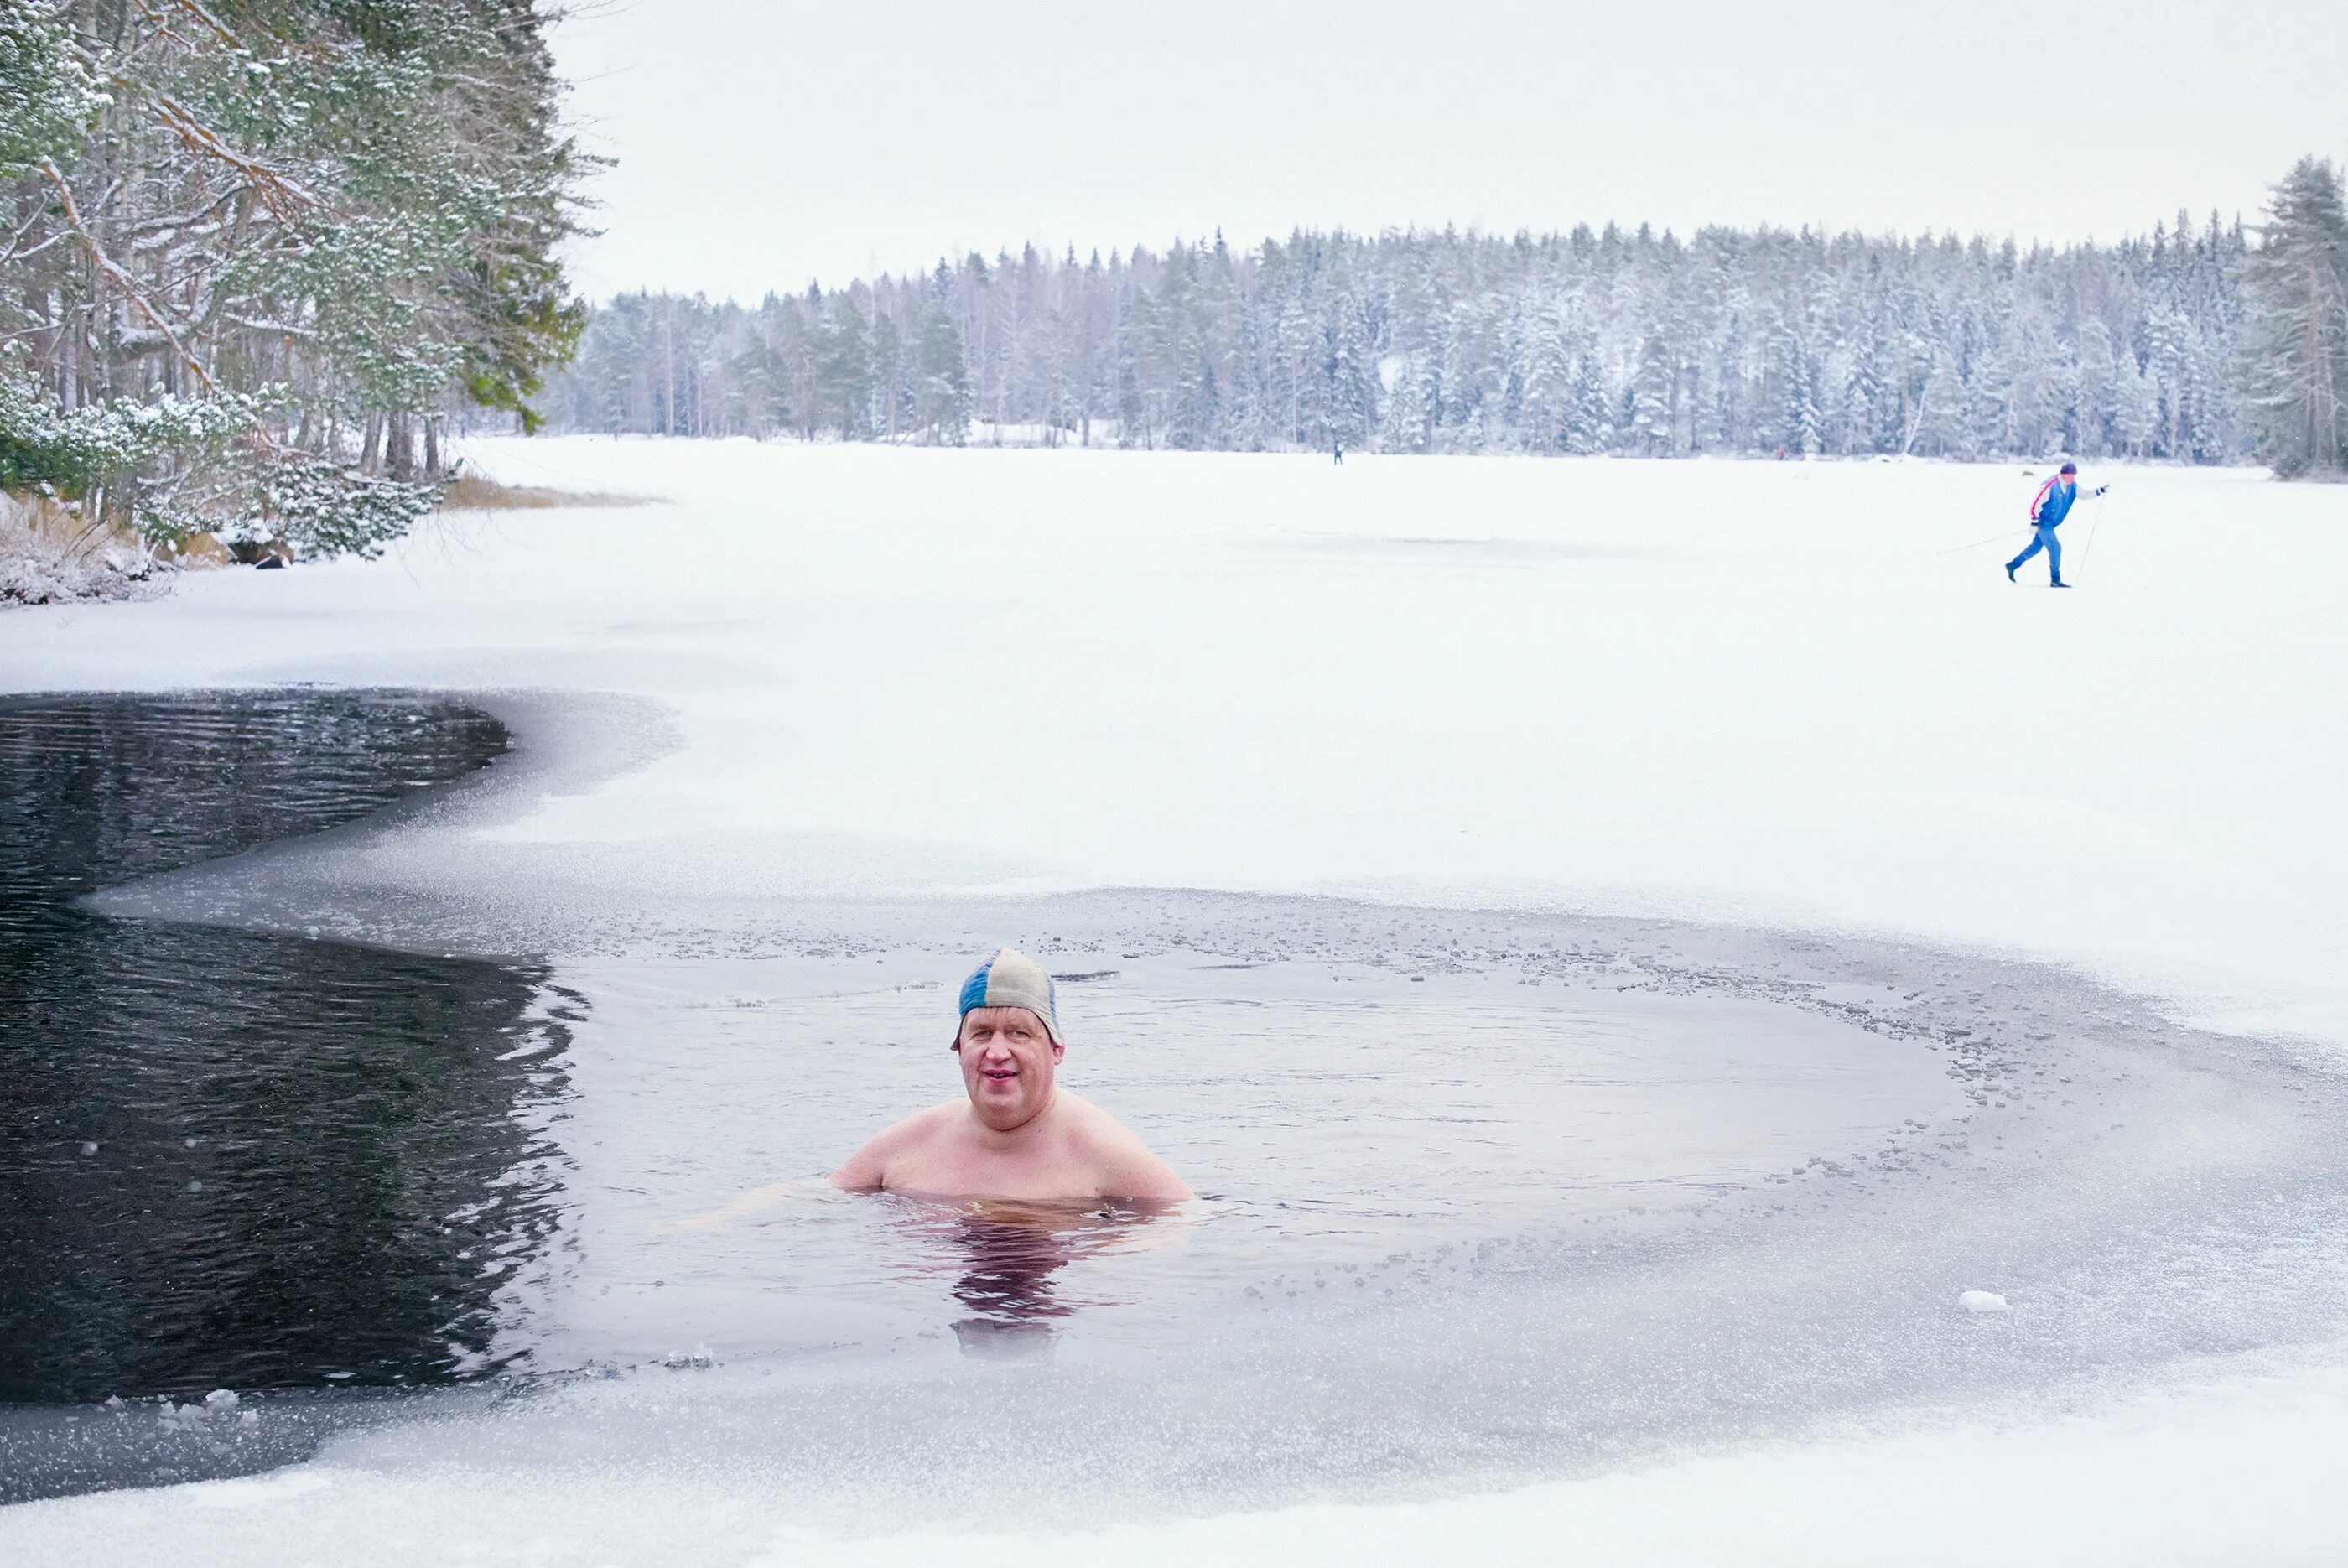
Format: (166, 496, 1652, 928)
(551, 0, 2348, 302)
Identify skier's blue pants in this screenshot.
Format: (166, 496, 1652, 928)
(2008, 524, 2061, 581)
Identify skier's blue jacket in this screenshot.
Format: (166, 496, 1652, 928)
(2029, 476, 2081, 530)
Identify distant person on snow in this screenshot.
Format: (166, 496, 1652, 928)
(2005, 462, 2107, 588)
(1332, 437, 1343, 465)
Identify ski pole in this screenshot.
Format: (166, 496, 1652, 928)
(1938, 528, 2029, 555)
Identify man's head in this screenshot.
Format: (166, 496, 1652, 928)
(2059, 461, 2078, 483)
(953, 948, 1064, 1132)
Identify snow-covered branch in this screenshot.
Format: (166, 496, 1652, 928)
(38, 160, 219, 393)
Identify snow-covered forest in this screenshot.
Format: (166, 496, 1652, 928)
(541, 213, 2262, 465)
(0, 0, 584, 556)
(3, 0, 2340, 599)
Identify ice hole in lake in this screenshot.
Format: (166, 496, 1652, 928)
(527, 953, 1966, 1369)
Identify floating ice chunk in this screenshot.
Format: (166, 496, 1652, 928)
(1959, 1290, 2010, 1313)
(153, 1390, 244, 1429)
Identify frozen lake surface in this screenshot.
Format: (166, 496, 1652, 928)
(3, 442, 2346, 1562)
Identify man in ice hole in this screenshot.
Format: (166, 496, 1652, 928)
(830, 947, 1193, 1203)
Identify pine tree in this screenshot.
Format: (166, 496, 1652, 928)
(1629, 336, 1672, 454)
(870, 309, 907, 441)
(1565, 341, 1613, 454)
(2117, 361, 2163, 456)
(1515, 305, 1572, 452)
(2240, 157, 2348, 476)
(817, 293, 874, 439)
(1913, 356, 1968, 456)
(912, 299, 969, 444)
(2074, 319, 2118, 457)
(1323, 284, 1377, 451)
(3, 0, 587, 553)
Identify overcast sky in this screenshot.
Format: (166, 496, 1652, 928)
(550, 0, 2347, 302)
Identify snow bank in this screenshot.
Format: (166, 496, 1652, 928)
(0, 498, 169, 605)
(7, 1347, 2345, 1566)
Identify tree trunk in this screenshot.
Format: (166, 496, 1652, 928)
(386, 411, 414, 479)
(662, 307, 677, 436)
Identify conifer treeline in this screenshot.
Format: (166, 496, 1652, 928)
(541, 211, 2253, 463)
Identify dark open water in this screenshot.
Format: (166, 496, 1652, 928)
(0, 693, 574, 1412)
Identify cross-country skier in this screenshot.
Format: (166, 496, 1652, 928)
(2005, 462, 2107, 588)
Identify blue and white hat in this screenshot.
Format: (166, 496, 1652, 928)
(957, 947, 1062, 1045)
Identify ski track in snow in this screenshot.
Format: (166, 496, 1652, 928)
(3, 439, 2345, 1564)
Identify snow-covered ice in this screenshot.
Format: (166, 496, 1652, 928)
(4, 439, 2347, 1564)
(9, 438, 2342, 1039)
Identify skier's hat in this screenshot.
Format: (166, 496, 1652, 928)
(955, 947, 1062, 1046)
(2059, 461, 2078, 475)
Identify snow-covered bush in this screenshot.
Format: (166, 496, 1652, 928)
(252, 456, 443, 560)
(0, 363, 440, 559)
(0, 496, 164, 605)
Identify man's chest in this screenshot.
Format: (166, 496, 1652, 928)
(887, 1137, 1097, 1200)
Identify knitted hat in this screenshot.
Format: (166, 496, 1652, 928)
(2059, 461, 2078, 475)
(957, 947, 1062, 1045)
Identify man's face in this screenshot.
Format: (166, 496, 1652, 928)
(954, 1006, 1062, 1131)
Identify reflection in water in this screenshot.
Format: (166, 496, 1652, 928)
(886, 1197, 1173, 1358)
(0, 694, 573, 1404)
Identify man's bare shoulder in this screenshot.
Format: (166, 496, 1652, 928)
(829, 1099, 965, 1189)
(1052, 1093, 1194, 1202)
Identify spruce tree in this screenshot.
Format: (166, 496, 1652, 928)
(1322, 285, 1378, 452)
(819, 293, 875, 439)
(1629, 337, 1673, 454)
(913, 301, 970, 444)
(2241, 157, 2348, 476)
